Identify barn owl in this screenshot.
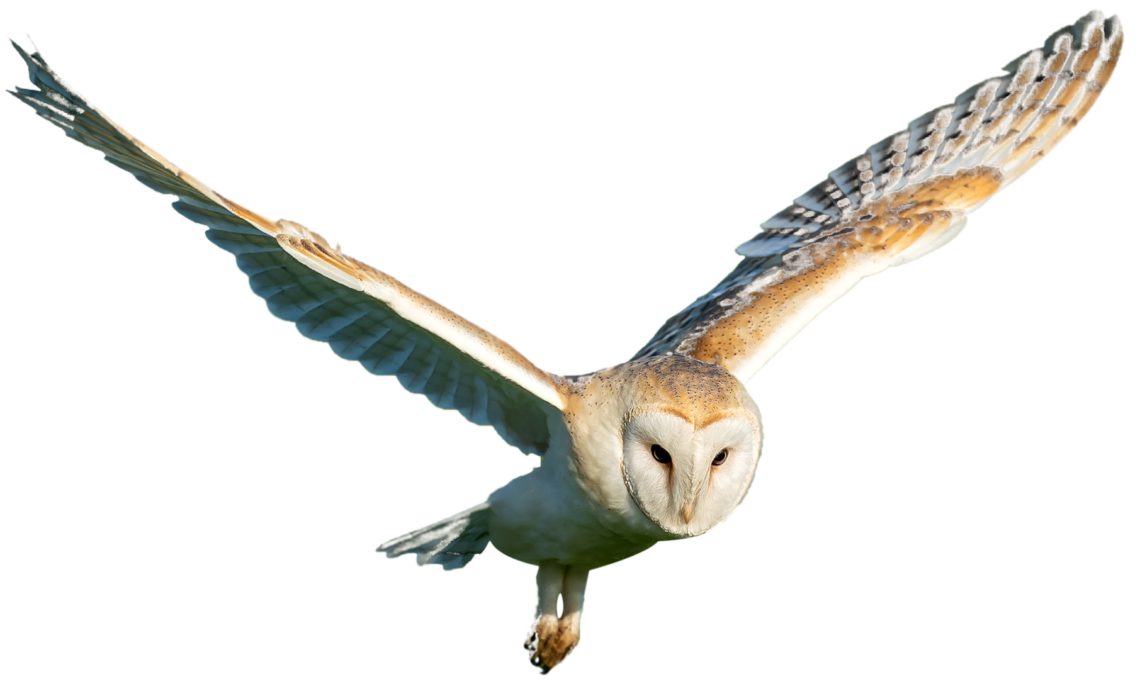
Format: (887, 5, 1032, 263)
(9, 9, 1123, 673)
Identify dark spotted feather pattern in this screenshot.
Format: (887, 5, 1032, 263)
(633, 12, 1122, 380)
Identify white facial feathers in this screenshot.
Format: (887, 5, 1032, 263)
(621, 412, 759, 537)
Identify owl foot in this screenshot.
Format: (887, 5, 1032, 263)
(524, 614, 580, 673)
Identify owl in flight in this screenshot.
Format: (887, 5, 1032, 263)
(10, 9, 1123, 672)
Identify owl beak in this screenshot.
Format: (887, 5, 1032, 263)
(681, 502, 694, 523)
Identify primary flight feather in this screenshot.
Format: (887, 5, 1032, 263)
(9, 9, 1123, 672)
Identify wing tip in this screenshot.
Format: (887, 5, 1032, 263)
(25, 34, 40, 51)
(1054, 10, 1122, 51)
(1024, 10, 1111, 66)
(3, 28, 32, 66)
(9, 29, 42, 57)
(743, 7, 1126, 256)
(1105, 14, 1124, 51)
(4, 28, 48, 74)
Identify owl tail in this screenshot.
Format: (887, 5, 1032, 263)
(376, 503, 492, 570)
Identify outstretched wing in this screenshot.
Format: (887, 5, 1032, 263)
(633, 11, 1122, 382)
(10, 41, 566, 455)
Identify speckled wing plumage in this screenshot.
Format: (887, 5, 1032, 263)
(9, 42, 566, 455)
(633, 11, 1122, 382)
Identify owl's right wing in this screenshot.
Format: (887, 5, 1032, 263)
(10, 41, 566, 456)
(632, 11, 1122, 383)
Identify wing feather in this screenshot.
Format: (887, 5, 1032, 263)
(634, 12, 1122, 382)
(10, 41, 566, 455)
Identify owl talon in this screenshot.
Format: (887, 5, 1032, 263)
(523, 630, 538, 650)
(525, 614, 579, 673)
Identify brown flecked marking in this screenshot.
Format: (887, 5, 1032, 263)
(1074, 24, 1107, 65)
(958, 109, 986, 135)
(639, 15, 1122, 377)
(682, 238, 864, 370)
(1000, 17, 1122, 185)
(973, 82, 1000, 110)
(975, 111, 1012, 139)
(678, 168, 992, 375)
(212, 193, 279, 234)
(935, 132, 969, 166)
(277, 233, 357, 280)
(622, 356, 749, 429)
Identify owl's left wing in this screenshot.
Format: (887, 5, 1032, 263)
(633, 11, 1123, 383)
(10, 41, 566, 455)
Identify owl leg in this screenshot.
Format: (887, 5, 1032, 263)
(525, 563, 589, 672)
(522, 563, 563, 670)
(551, 565, 588, 661)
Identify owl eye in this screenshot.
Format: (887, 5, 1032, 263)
(650, 444, 672, 464)
(712, 449, 728, 466)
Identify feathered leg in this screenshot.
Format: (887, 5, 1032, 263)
(522, 563, 563, 670)
(524, 563, 589, 673)
(557, 566, 588, 657)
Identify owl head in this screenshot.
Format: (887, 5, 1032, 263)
(617, 356, 762, 537)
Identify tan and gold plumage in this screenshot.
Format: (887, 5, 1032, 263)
(8, 9, 1124, 673)
(635, 13, 1123, 381)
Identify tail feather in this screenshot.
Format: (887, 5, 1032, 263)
(378, 503, 492, 570)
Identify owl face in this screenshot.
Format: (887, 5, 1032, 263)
(620, 406, 762, 538)
(600, 356, 764, 537)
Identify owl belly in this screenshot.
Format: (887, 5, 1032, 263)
(487, 466, 661, 569)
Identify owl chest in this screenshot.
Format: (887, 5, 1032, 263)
(487, 462, 661, 570)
